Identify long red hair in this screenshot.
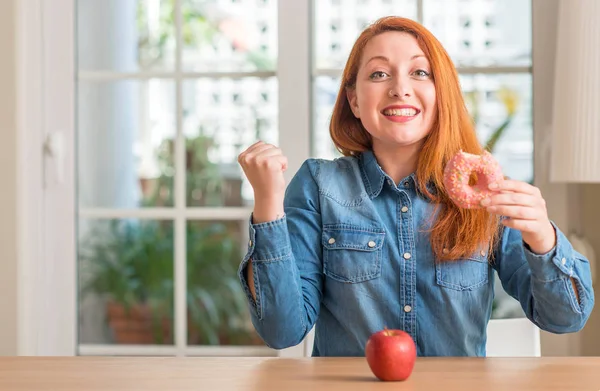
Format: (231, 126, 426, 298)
(330, 16, 500, 261)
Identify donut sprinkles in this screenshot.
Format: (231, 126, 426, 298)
(443, 150, 504, 209)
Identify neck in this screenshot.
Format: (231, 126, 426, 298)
(372, 142, 422, 184)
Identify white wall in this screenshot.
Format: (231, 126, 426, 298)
(0, 0, 18, 356)
(581, 185, 600, 356)
(532, 0, 599, 357)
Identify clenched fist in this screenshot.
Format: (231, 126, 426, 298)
(238, 141, 288, 223)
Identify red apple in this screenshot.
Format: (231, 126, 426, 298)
(365, 328, 416, 381)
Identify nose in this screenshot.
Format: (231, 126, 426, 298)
(389, 76, 412, 98)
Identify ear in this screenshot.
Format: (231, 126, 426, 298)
(346, 87, 360, 118)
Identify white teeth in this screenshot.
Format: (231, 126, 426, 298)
(383, 108, 417, 116)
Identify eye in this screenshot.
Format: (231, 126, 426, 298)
(369, 71, 389, 80)
(413, 69, 431, 79)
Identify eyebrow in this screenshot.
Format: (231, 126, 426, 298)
(365, 54, 426, 65)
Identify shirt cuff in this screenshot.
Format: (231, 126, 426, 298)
(524, 221, 576, 281)
(245, 214, 291, 262)
(237, 214, 291, 320)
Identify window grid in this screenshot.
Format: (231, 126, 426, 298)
(77, 0, 277, 357)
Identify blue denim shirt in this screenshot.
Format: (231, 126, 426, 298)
(238, 150, 594, 356)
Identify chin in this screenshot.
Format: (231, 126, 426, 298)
(389, 133, 427, 146)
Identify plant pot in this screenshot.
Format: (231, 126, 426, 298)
(106, 301, 173, 345)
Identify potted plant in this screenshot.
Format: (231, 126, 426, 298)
(80, 219, 175, 344)
(80, 134, 261, 346)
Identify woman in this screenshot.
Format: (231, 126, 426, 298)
(236, 16, 594, 356)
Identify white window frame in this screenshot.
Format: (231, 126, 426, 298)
(23, 0, 578, 357)
(17, 0, 77, 356)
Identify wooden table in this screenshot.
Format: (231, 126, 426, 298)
(0, 357, 599, 390)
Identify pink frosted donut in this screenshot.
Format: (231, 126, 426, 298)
(443, 150, 504, 209)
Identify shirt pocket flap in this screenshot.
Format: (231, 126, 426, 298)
(436, 249, 490, 291)
(466, 249, 490, 263)
(321, 225, 385, 283)
(322, 227, 384, 251)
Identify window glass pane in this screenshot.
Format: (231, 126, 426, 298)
(313, 75, 342, 160)
(182, 0, 277, 72)
(77, 80, 176, 208)
(77, 0, 176, 71)
(461, 73, 533, 183)
(423, 0, 532, 67)
(187, 220, 263, 346)
(78, 219, 174, 345)
(182, 77, 278, 206)
(314, 0, 418, 69)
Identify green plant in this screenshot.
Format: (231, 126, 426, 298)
(186, 222, 250, 345)
(80, 219, 175, 343)
(80, 220, 174, 310)
(80, 134, 257, 345)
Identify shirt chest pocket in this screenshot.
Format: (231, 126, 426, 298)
(435, 251, 490, 291)
(322, 225, 385, 283)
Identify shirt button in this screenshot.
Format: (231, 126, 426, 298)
(443, 248, 449, 255)
(248, 240, 252, 247)
(401, 206, 409, 213)
(480, 250, 486, 257)
(403, 181, 410, 188)
(561, 257, 567, 265)
(328, 238, 336, 244)
(404, 305, 412, 313)
(368, 241, 376, 248)
(387, 179, 394, 186)
(403, 252, 411, 260)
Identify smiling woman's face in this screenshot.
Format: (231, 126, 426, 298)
(346, 31, 437, 151)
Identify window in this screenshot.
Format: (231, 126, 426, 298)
(77, 0, 277, 356)
(75, 0, 532, 356)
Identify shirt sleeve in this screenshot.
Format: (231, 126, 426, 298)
(237, 159, 324, 349)
(492, 221, 595, 333)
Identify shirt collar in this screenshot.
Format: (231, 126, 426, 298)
(359, 150, 437, 199)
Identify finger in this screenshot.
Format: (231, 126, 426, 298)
(486, 205, 539, 220)
(242, 141, 271, 156)
(260, 155, 287, 171)
(279, 155, 288, 171)
(245, 140, 265, 152)
(239, 144, 277, 164)
(501, 218, 539, 233)
(248, 144, 280, 158)
(482, 193, 538, 207)
(254, 148, 285, 165)
(238, 141, 263, 162)
(246, 142, 276, 156)
(489, 179, 540, 196)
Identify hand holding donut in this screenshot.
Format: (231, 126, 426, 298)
(443, 150, 556, 255)
(481, 180, 556, 255)
(238, 141, 288, 223)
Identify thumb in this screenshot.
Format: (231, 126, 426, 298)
(274, 155, 288, 172)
